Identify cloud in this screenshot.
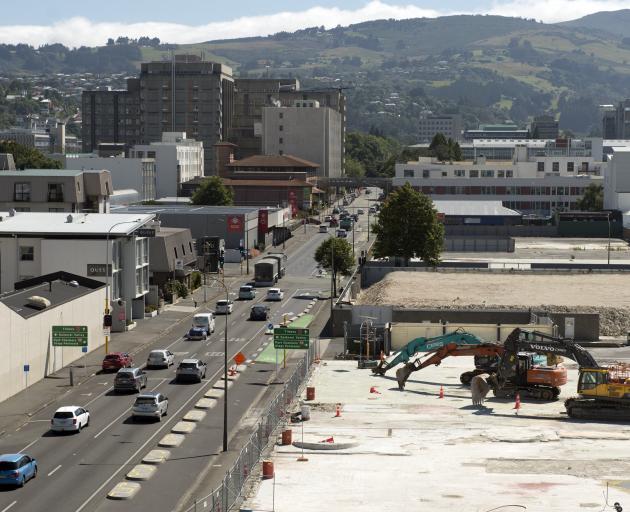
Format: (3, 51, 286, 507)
(0, 0, 627, 48)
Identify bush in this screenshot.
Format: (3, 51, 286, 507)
(145, 304, 157, 313)
(165, 279, 189, 299)
(190, 271, 202, 290)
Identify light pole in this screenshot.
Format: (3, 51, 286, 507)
(607, 212, 611, 266)
(104, 219, 142, 354)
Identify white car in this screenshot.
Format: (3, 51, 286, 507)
(215, 299, 234, 315)
(51, 406, 90, 433)
(132, 392, 169, 421)
(266, 288, 284, 301)
(147, 349, 175, 369)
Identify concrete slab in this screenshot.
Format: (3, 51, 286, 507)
(204, 388, 224, 399)
(107, 481, 141, 500)
(183, 410, 206, 422)
(236, 364, 247, 372)
(142, 449, 170, 464)
(126, 464, 157, 481)
(158, 433, 185, 447)
(172, 421, 196, 434)
(213, 379, 233, 390)
(195, 398, 218, 409)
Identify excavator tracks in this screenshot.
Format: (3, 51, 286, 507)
(565, 397, 630, 421)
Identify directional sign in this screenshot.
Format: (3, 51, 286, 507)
(135, 228, 156, 238)
(52, 326, 88, 347)
(273, 327, 309, 350)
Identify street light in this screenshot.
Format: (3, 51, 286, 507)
(607, 211, 611, 266)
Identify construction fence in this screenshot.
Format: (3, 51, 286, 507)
(183, 342, 317, 512)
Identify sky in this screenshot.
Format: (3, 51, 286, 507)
(0, 0, 628, 47)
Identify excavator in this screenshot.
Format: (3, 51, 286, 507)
(372, 329, 489, 376)
(395, 340, 568, 400)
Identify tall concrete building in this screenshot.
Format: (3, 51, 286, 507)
(262, 100, 342, 178)
(418, 113, 463, 143)
(599, 100, 630, 139)
(530, 115, 559, 139)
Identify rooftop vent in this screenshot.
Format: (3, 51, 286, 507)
(26, 296, 51, 310)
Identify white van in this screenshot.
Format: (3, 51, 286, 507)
(192, 313, 215, 334)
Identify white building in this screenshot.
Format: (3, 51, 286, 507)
(0, 212, 155, 324)
(65, 154, 156, 201)
(262, 101, 342, 177)
(131, 132, 204, 198)
(394, 146, 604, 216)
(604, 147, 630, 211)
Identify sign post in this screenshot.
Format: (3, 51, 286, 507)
(52, 326, 88, 347)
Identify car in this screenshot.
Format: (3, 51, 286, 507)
(146, 349, 174, 369)
(238, 284, 257, 300)
(192, 312, 215, 334)
(329, 218, 339, 227)
(215, 299, 234, 315)
(365, 189, 372, 194)
(332, 207, 340, 214)
(176, 359, 207, 383)
(187, 326, 208, 340)
(336, 229, 348, 238)
(132, 392, 168, 421)
(250, 304, 270, 321)
(369, 206, 377, 214)
(0, 454, 37, 487)
(351, 214, 359, 222)
(50, 406, 90, 433)
(318, 224, 328, 233)
(102, 352, 132, 372)
(324, 215, 332, 222)
(114, 367, 148, 393)
(357, 209, 365, 215)
(266, 288, 284, 301)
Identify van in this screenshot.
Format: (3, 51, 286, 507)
(192, 313, 215, 334)
(238, 285, 256, 300)
(319, 224, 328, 233)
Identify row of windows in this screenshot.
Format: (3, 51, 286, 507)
(415, 186, 586, 196)
(538, 161, 590, 173)
(14, 183, 67, 202)
(173, 241, 195, 260)
(404, 169, 514, 178)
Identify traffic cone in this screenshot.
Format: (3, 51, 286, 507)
(335, 403, 341, 417)
(439, 385, 444, 399)
(369, 386, 381, 394)
(320, 436, 334, 443)
(514, 393, 521, 414)
(243, 463, 249, 478)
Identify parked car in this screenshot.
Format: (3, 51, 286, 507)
(238, 285, 257, 300)
(146, 349, 175, 369)
(102, 352, 132, 372)
(215, 299, 234, 315)
(319, 224, 328, 233)
(0, 454, 37, 487)
(266, 288, 284, 301)
(357, 208, 365, 215)
(132, 392, 168, 421)
(50, 406, 90, 433)
(250, 304, 270, 320)
(114, 367, 148, 393)
(336, 229, 348, 238)
(176, 359, 207, 383)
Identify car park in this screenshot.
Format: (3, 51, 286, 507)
(336, 229, 348, 238)
(319, 224, 328, 233)
(215, 299, 234, 315)
(132, 392, 168, 421)
(146, 349, 174, 369)
(102, 352, 132, 372)
(114, 367, 148, 393)
(250, 304, 270, 320)
(50, 406, 90, 433)
(238, 285, 256, 300)
(176, 359, 207, 383)
(266, 288, 284, 301)
(0, 454, 37, 487)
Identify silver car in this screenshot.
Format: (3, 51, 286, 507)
(147, 349, 175, 369)
(176, 359, 207, 383)
(132, 392, 168, 421)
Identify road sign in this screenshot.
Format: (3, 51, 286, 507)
(273, 327, 310, 349)
(103, 327, 111, 336)
(234, 352, 246, 365)
(267, 323, 274, 330)
(52, 326, 88, 347)
(82, 346, 88, 353)
(23, 364, 29, 373)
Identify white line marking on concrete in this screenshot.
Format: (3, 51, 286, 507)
(83, 385, 113, 407)
(47, 464, 62, 477)
(80, 393, 93, 397)
(1, 500, 17, 512)
(26, 419, 50, 423)
(18, 439, 38, 453)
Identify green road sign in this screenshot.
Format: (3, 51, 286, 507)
(273, 327, 309, 349)
(52, 326, 88, 347)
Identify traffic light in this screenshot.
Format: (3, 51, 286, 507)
(103, 314, 113, 327)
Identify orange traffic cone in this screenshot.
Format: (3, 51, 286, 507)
(514, 393, 521, 414)
(369, 386, 381, 394)
(439, 385, 444, 399)
(335, 403, 341, 417)
(320, 436, 334, 443)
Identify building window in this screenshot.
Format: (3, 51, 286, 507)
(20, 246, 34, 261)
(14, 207, 30, 212)
(455, 170, 465, 177)
(498, 170, 505, 178)
(581, 162, 589, 172)
(442, 171, 448, 177)
(279, 125, 283, 131)
(174, 247, 178, 259)
(14, 183, 31, 202)
(422, 169, 430, 178)
(49, 208, 65, 212)
(279, 150, 284, 155)
(537, 162, 544, 173)
(403, 169, 414, 178)
(481, 170, 494, 177)
(182, 244, 186, 256)
(189, 241, 193, 253)
(552, 162, 559, 173)
(469, 170, 479, 178)
(567, 162, 574, 172)
(279, 112, 283, 119)
(48, 183, 64, 202)
(147, 151, 156, 159)
(279, 137, 283, 144)
(136, 151, 144, 158)
(506, 170, 513, 178)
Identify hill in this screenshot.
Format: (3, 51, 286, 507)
(561, 9, 630, 38)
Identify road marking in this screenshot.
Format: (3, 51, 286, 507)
(27, 419, 50, 423)
(80, 393, 93, 397)
(83, 384, 113, 407)
(190, 353, 197, 359)
(1, 501, 17, 512)
(18, 438, 38, 453)
(47, 464, 62, 477)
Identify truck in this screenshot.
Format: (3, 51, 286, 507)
(266, 252, 287, 278)
(254, 258, 279, 287)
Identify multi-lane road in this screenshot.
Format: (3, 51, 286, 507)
(0, 189, 379, 512)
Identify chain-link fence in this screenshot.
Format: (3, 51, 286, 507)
(184, 342, 316, 512)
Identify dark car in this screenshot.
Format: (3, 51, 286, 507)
(250, 304, 270, 321)
(114, 367, 148, 393)
(102, 352, 133, 372)
(329, 218, 339, 227)
(187, 326, 208, 341)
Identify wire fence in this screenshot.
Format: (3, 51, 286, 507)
(184, 342, 317, 512)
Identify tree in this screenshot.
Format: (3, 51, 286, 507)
(0, 141, 61, 169)
(372, 183, 444, 266)
(345, 157, 365, 178)
(429, 133, 462, 162)
(314, 237, 355, 297)
(191, 176, 234, 206)
(576, 183, 603, 212)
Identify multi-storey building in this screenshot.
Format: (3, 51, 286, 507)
(530, 115, 559, 139)
(599, 100, 630, 139)
(464, 123, 529, 141)
(418, 113, 463, 143)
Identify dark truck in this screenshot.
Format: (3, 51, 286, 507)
(340, 218, 353, 231)
(254, 258, 279, 287)
(266, 253, 287, 278)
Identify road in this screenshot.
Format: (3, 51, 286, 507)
(0, 189, 379, 512)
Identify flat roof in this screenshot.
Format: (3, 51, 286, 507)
(113, 205, 263, 216)
(0, 212, 154, 236)
(0, 169, 92, 177)
(433, 200, 521, 217)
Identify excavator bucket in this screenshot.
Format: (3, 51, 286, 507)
(396, 364, 414, 390)
(471, 374, 491, 406)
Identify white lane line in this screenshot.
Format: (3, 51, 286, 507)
(47, 464, 62, 477)
(18, 438, 38, 454)
(26, 419, 51, 423)
(93, 378, 167, 440)
(190, 353, 197, 359)
(83, 384, 113, 408)
(1, 501, 17, 512)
